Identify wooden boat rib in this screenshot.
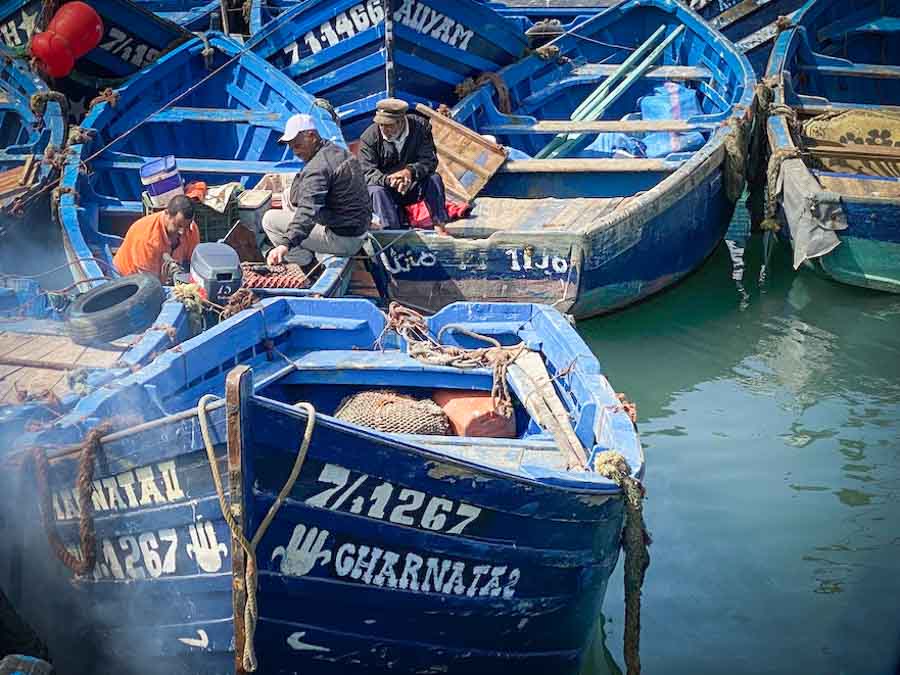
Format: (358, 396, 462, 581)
(765, 0, 900, 292)
(3, 297, 641, 674)
(58, 32, 354, 297)
(369, 0, 755, 319)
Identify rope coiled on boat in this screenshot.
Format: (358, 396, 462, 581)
(197, 394, 317, 672)
(31, 425, 110, 577)
(376, 302, 526, 417)
(594, 450, 651, 675)
(454, 72, 512, 114)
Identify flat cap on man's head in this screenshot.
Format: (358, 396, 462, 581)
(278, 113, 317, 142)
(374, 98, 409, 124)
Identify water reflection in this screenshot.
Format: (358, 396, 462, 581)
(579, 233, 900, 675)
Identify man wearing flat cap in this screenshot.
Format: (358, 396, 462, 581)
(261, 113, 371, 267)
(359, 98, 449, 233)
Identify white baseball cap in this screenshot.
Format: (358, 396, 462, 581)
(278, 113, 317, 142)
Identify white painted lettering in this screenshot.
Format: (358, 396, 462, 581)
(397, 552, 422, 591)
(467, 565, 491, 597)
(441, 561, 467, 595)
(135, 466, 166, 507)
(374, 550, 402, 588)
(116, 472, 140, 509)
(421, 557, 452, 593)
(61, 490, 79, 520)
(158, 461, 185, 502)
(91, 480, 109, 512)
(335, 543, 356, 576)
(502, 568, 521, 599)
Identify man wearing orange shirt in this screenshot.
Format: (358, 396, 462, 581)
(113, 195, 200, 283)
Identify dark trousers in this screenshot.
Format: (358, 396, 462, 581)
(369, 174, 449, 228)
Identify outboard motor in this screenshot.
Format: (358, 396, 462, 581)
(187, 242, 242, 304)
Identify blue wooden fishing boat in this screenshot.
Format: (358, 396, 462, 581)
(57, 32, 355, 297)
(0, 43, 65, 238)
(368, 0, 755, 319)
(764, 0, 900, 293)
(3, 297, 642, 674)
(482, 0, 805, 76)
(0, 0, 189, 114)
(0, 45, 195, 435)
(246, 0, 529, 141)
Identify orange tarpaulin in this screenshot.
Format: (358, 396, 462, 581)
(113, 211, 199, 282)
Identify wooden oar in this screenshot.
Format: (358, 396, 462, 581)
(547, 25, 687, 159)
(507, 351, 589, 470)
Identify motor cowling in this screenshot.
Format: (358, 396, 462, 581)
(30, 2, 104, 78)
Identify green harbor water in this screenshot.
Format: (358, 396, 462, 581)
(578, 232, 900, 675)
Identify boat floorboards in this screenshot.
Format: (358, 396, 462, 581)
(0, 329, 128, 404)
(348, 261, 381, 299)
(448, 196, 629, 234)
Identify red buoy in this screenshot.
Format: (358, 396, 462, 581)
(30, 2, 104, 78)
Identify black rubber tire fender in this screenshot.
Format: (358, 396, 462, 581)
(66, 273, 164, 345)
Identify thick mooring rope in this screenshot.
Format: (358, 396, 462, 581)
(376, 302, 526, 417)
(197, 394, 316, 672)
(594, 450, 651, 675)
(31, 424, 110, 577)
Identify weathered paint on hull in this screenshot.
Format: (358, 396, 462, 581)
(375, 153, 736, 320)
(815, 237, 900, 293)
(4, 299, 639, 675)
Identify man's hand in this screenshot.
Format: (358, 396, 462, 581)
(160, 253, 182, 285)
(267, 244, 290, 266)
(387, 167, 413, 193)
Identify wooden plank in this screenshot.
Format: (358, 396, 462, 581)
(800, 62, 900, 80)
(571, 63, 712, 81)
(500, 157, 681, 173)
(710, 0, 775, 30)
(147, 108, 284, 125)
(415, 104, 508, 201)
(93, 154, 295, 175)
(481, 119, 711, 135)
(803, 137, 900, 161)
(226, 366, 250, 675)
(814, 171, 900, 198)
(797, 101, 900, 116)
(432, 144, 493, 178)
(507, 351, 588, 470)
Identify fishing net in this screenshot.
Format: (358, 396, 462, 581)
(334, 390, 450, 436)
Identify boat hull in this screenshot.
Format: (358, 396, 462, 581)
(247, 0, 528, 141)
(765, 0, 900, 293)
(371, 163, 733, 319)
(2, 299, 640, 674)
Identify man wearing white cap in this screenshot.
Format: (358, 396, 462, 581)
(261, 113, 371, 267)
